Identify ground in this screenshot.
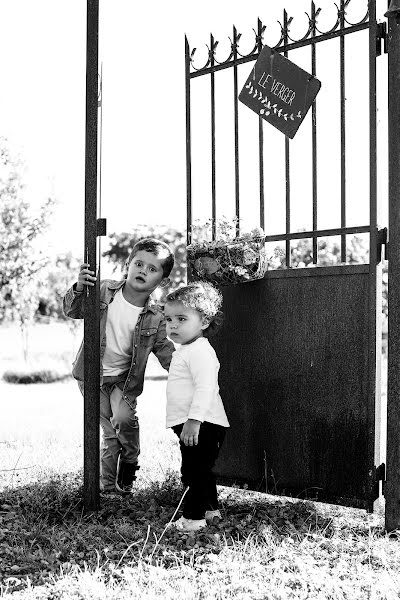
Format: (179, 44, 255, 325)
(0, 322, 397, 599)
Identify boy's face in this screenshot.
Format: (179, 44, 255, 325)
(164, 301, 208, 345)
(126, 250, 166, 293)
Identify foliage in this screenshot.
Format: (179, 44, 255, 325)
(103, 225, 187, 294)
(35, 252, 81, 323)
(2, 365, 71, 384)
(0, 138, 55, 357)
(287, 235, 369, 268)
(188, 216, 264, 244)
(188, 219, 276, 285)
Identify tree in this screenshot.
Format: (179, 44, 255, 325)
(36, 252, 81, 321)
(0, 138, 55, 359)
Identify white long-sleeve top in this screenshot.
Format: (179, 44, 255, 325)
(166, 337, 230, 428)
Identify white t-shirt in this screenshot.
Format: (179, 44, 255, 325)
(102, 288, 143, 376)
(166, 337, 230, 428)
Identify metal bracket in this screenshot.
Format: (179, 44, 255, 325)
(376, 22, 388, 56)
(96, 218, 107, 237)
(369, 463, 386, 504)
(377, 463, 386, 498)
(377, 227, 388, 263)
(385, 0, 400, 23)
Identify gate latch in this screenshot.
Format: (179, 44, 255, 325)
(377, 227, 388, 263)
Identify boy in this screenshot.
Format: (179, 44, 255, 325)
(63, 238, 175, 494)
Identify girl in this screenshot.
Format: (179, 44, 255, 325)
(164, 282, 230, 532)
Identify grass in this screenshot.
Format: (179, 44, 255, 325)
(1, 322, 167, 385)
(0, 323, 397, 599)
(0, 322, 77, 385)
(0, 471, 398, 599)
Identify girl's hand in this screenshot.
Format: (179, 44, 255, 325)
(181, 419, 201, 446)
(77, 263, 97, 291)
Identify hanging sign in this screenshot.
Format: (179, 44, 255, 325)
(239, 45, 321, 139)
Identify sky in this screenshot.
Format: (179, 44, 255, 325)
(0, 0, 389, 259)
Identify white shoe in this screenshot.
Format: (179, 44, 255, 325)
(205, 509, 222, 524)
(173, 516, 207, 532)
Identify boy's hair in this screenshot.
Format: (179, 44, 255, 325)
(127, 238, 174, 278)
(165, 281, 223, 337)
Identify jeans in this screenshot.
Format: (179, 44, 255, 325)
(78, 375, 139, 491)
(172, 421, 226, 520)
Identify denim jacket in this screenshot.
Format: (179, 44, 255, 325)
(62, 279, 175, 398)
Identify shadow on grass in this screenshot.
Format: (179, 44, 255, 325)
(0, 469, 348, 594)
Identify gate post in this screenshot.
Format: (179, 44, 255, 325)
(83, 0, 100, 513)
(385, 0, 400, 532)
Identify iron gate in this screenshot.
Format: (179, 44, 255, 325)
(185, 0, 387, 513)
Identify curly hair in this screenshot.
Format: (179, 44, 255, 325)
(165, 281, 223, 337)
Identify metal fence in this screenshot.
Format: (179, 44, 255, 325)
(185, 0, 383, 267)
(185, 0, 391, 521)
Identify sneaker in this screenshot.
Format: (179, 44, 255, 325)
(173, 516, 207, 532)
(205, 509, 222, 524)
(115, 462, 140, 494)
(100, 489, 122, 500)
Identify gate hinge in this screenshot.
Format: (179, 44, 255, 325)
(377, 227, 388, 263)
(369, 463, 386, 503)
(376, 22, 388, 56)
(96, 218, 107, 237)
(376, 462, 386, 497)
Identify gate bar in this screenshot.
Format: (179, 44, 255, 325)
(284, 10, 291, 267)
(340, 0, 347, 262)
(385, 1, 400, 532)
(233, 26, 240, 235)
(210, 34, 217, 240)
(311, 2, 318, 264)
(83, 0, 100, 513)
(185, 36, 192, 246)
(257, 18, 265, 230)
(368, 0, 380, 513)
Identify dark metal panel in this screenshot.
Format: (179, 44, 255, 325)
(385, 2, 400, 532)
(212, 272, 374, 507)
(264, 263, 369, 279)
(84, 0, 100, 513)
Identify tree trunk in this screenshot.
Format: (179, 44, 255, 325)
(20, 320, 29, 363)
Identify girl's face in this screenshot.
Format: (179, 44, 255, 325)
(164, 301, 208, 345)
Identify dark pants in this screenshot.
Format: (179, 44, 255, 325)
(173, 421, 226, 520)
